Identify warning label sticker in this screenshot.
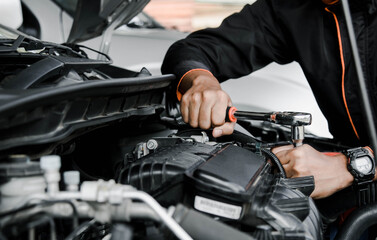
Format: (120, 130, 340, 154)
(194, 196, 242, 220)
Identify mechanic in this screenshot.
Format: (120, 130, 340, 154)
(161, 0, 377, 200)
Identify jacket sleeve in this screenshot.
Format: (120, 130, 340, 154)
(161, 0, 294, 83)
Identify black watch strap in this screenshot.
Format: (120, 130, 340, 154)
(342, 147, 376, 206)
(356, 181, 377, 206)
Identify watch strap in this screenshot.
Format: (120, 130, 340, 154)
(356, 181, 377, 206)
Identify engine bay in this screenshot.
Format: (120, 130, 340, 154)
(0, 115, 324, 240)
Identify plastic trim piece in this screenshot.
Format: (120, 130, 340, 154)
(0, 74, 174, 151)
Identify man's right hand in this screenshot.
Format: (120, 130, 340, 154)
(178, 70, 236, 138)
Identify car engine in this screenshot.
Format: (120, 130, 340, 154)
(0, 118, 323, 240)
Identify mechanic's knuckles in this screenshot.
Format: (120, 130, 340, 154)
(288, 151, 302, 161)
(189, 120, 198, 128)
(199, 119, 211, 130)
(211, 108, 227, 126)
(212, 117, 225, 126)
(288, 146, 307, 159)
(272, 145, 294, 154)
(201, 90, 216, 101)
(216, 90, 231, 101)
(191, 92, 203, 104)
(181, 85, 234, 133)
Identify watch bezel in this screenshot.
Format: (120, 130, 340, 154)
(343, 147, 375, 185)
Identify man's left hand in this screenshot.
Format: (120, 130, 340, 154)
(272, 144, 354, 199)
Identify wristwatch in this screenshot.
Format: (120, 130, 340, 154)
(343, 147, 375, 185)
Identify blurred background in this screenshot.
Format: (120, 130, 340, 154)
(144, 0, 253, 32)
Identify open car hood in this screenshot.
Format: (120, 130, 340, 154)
(66, 0, 150, 43)
(0, 24, 175, 154)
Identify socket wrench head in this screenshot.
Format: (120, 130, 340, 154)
(292, 125, 305, 147)
(274, 112, 312, 126)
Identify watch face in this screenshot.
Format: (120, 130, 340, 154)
(352, 156, 374, 175)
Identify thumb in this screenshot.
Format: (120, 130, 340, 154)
(212, 122, 236, 138)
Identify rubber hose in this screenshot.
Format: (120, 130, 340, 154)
(261, 148, 287, 178)
(172, 204, 255, 240)
(334, 202, 377, 240)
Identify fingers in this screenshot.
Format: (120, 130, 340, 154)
(180, 99, 189, 123)
(182, 91, 218, 129)
(180, 87, 232, 131)
(273, 148, 294, 177)
(211, 92, 231, 126)
(273, 145, 294, 167)
(282, 162, 294, 178)
(178, 71, 235, 137)
(272, 145, 294, 155)
(273, 145, 308, 177)
(187, 92, 202, 128)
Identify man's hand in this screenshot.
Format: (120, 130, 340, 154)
(272, 144, 354, 199)
(179, 70, 235, 138)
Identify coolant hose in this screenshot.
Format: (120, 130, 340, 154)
(172, 204, 256, 240)
(334, 202, 377, 240)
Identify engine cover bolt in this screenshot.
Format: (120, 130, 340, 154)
(146, 139, 158, 150)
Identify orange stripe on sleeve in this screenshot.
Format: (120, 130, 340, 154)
(176, 68, 213, 101)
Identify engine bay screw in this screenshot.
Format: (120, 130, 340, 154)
(146, 139, 158, 150)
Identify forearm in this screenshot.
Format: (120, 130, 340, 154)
(161, 3, 293, 82)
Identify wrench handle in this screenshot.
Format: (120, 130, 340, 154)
(225, 106, 238, 122)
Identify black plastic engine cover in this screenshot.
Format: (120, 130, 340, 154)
(118, 138, 220, 192)
(193, 144, 265, 192)
(118, 138, 322, 240)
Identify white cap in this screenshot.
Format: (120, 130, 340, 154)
(40, 155, 61, 171)
(63, 171, 80, 185)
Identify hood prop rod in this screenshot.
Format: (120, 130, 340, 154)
(341, 0, 377, 164)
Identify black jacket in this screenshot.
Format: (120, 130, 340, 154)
(161, 0, 377, 147)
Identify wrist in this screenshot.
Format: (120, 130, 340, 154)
(334, 153, 354, 190)
(176, 69, 213, 101)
